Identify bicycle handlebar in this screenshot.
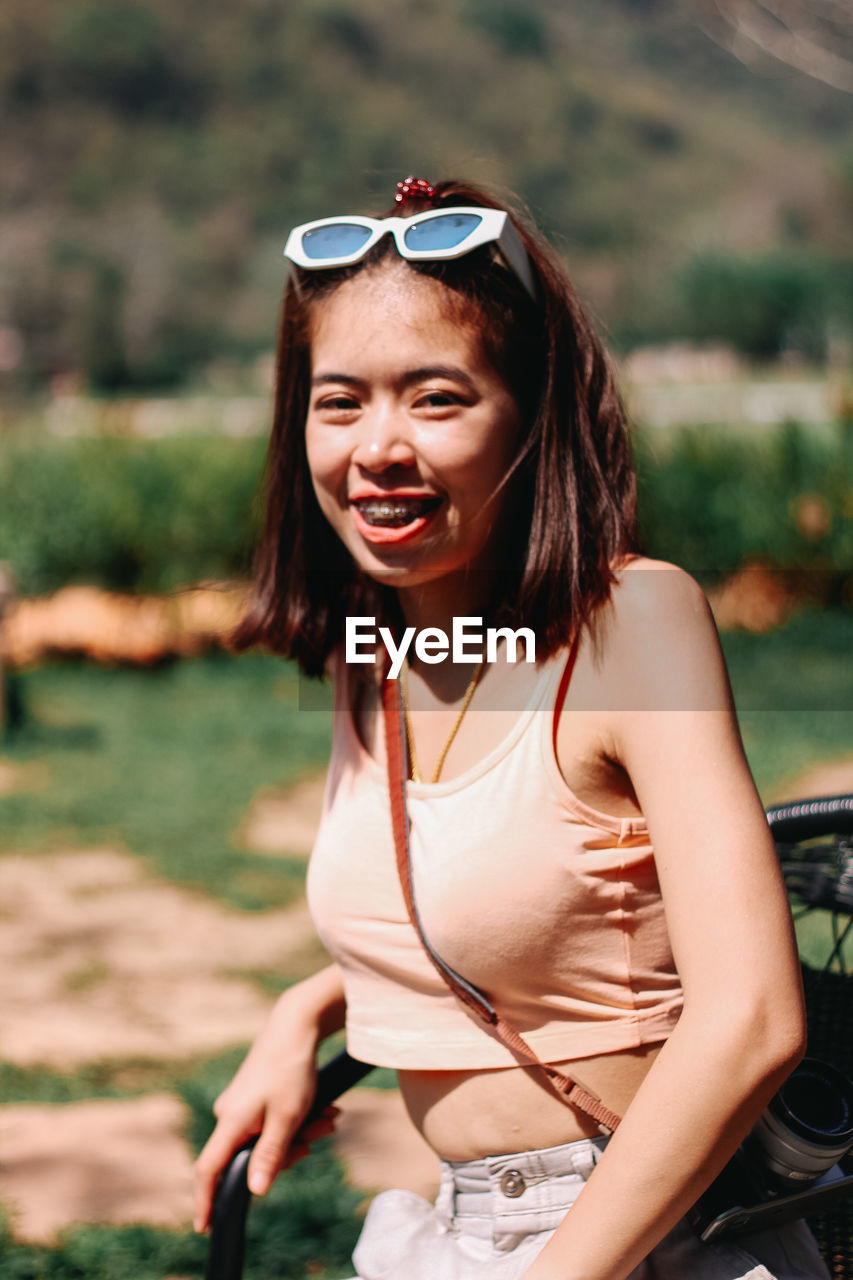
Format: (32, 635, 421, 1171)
(766, 794, 853, 844)
(204, 1050, 373, 1280)
(204, 794, 853, 1279)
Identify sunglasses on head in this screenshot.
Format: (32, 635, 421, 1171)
(283, 206, 537, 300)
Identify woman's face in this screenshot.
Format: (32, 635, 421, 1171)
(304, 264, 521, 595)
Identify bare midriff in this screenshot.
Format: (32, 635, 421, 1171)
(339, 606, 673, 1163)
(397, 1043, 662, 1161)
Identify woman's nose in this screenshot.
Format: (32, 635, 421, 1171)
(351, 406, 416, 471)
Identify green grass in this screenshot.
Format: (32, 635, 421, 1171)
(0, 657, 386, 1279)
(0, 1139, 362, 1280)
(2, 652, 332, 909)
(5, 610, 850, 866)
(2, 614, 850, 992)
(793, 908, 852, 974)
(722, 606, 853, 713)
(0, 1061, 145, 1106)
(724, 608, 853, 971)
(724, 610, 853, 970)
(714, 607, 853, 797)
(2, 615, 851, 969)
(0, 1046, 249, 1108)
(0, 1046, 366, 1280)
(0, 615, 850, 1273)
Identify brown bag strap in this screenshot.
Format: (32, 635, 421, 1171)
(381, 674, 622, 1136)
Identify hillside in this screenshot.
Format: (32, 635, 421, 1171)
(0, 0, 850, 387)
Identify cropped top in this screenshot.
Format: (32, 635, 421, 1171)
(306, 650, 684, 1070)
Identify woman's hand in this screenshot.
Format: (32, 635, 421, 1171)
(193, 1037, 323, 1232)
(193, 965, 347, 1233)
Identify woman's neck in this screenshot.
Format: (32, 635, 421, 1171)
(396, 568, 496, 641)
(391, 567, 509, 704)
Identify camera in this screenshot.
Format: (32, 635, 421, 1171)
(688, 1057, 853, 1241)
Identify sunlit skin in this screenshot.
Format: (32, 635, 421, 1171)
(195, 257, 808, 1280)
(302, 265, 666, 1172)
(304, 262, 521, 640)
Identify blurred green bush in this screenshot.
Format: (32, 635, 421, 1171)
(49, 0, 207, 120)
(0, 434, 266, 594)
(1, 424, 851, 597)
(676, 252, 853, 363)
(635, 421, 853, 584)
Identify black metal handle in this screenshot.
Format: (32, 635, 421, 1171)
(767, 794, 853, 844)
(203, 795, 853, 1278)
(204, 1049, 373, 1280)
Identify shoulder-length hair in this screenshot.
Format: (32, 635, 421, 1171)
(233, 178, 638, 677)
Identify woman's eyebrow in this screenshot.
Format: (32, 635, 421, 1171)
(311, 372, 365, 388)
(400, 365, 477, 392)
(311, 367, 478, 392)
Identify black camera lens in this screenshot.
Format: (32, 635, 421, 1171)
(750, 1058, 853, 1190)
(772, 1060, 853, 1142)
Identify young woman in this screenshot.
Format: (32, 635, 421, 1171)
(194, 177, 829, 1279)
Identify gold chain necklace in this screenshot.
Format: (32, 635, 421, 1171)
(400, 657, 484, 784)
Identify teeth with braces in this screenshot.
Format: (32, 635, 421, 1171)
(356, 498, 435, 526)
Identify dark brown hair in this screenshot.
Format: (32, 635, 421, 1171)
(234, 179, 638, 676)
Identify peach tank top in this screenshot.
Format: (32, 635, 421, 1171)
(306, 649, 683, 1070)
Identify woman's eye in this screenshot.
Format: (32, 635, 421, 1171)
(317, 394, 359, 412)
(416, 390, 461, 409)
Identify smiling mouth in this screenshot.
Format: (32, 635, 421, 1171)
(353, 496, 442, 528)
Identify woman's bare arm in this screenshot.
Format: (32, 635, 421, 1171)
(193, 962, 347, 1232)
(523, 564, 805, 1280)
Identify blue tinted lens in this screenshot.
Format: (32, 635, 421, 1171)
(302, 223, 372, 260)
(403, 213, 483, 252)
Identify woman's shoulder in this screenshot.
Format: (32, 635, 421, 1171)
(586, 556, 727, 712)
(611, 552, 703, 587)
(607, 555, 711, 633)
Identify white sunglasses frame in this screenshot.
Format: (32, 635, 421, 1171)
(283, 206, 537, 300)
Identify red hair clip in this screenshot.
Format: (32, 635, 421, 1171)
(395, 176, 437, 204)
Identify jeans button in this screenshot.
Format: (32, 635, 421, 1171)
(499, 1169, 526, 1198)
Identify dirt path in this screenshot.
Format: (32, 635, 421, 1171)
(0, 1095, 194, 1243)
(0, 847, 321, 1068)
(1, 758, 851, 1245)
(0, 771, 435, 1244)
(239, 774, 327, 857)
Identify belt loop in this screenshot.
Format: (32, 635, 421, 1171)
(573, 1135, 608, 1182)
(435, 1162, 456, 1232)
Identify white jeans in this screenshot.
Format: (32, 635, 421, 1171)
(346, 1136, 831, 1279)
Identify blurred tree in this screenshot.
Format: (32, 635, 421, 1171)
(83, 260, 130, 391)
(461, 0, 547, 57)
(0, 0, 850, 389)
(678, 251, 846, 361)
(50, 1, 206, 117)
(309, 5, 382, 71)
(632, 113, 685, 153)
